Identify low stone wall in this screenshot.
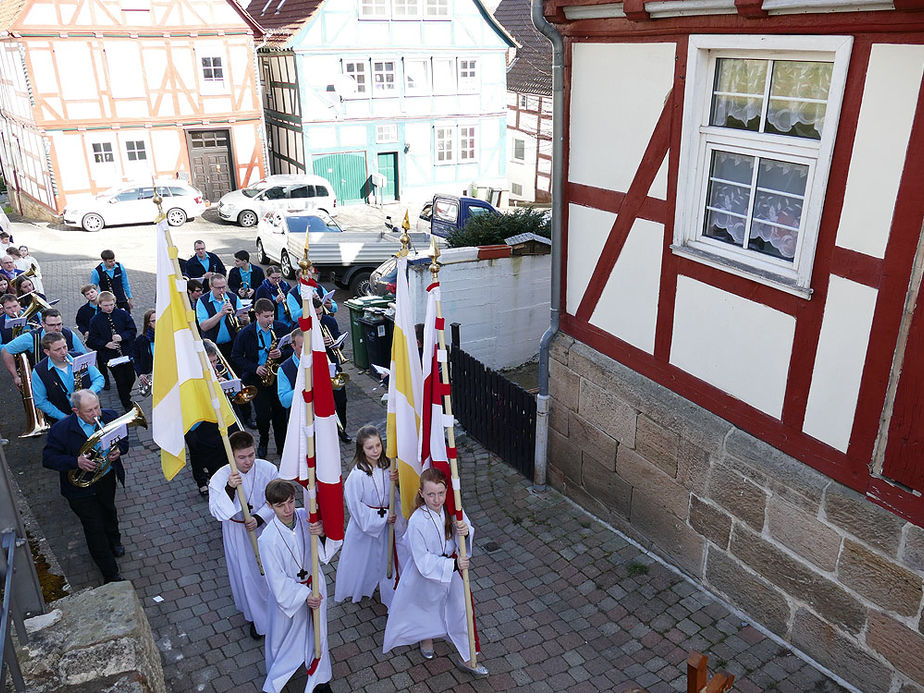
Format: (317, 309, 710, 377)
(548, 333, 924, 693)
(16, 581, 165, 692)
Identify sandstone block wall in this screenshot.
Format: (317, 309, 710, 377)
(548, 334, 924, 693)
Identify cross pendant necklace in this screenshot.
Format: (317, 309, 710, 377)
(377, 507, 387, 517)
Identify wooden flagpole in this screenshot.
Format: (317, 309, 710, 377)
(428, 238, 477, 666)
(153, 187, 263, 574)
(297, 240, 323, 659)
(386, 212, 412, 579)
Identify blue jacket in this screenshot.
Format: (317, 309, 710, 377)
(88, 309, 137, 364)
(228, 264, 266, 294)
(42, 409, 129, 499)
(230, 321, 293, 387)
(254, 278, 292, 325)
(185, 252, 225, 281)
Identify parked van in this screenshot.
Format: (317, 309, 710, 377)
(217, 173, 338, 227)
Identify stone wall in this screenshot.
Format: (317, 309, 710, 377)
(548, 333, 924, 693)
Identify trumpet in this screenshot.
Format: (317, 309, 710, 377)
(224, 299, 241, 336)
(214, 348, 257, 404)
(277, 285, 291, 322)
(68, 404, 148, 487)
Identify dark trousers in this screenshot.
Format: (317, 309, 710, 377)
(116, 300, 130, 312)
(66, 470, 120, 581)
(106, 361, 135, 410)
(185, 423, 231, 488)
(254, 384, 286, 452)
(217, 341, 253, 423)
(333, 386, 347, 430)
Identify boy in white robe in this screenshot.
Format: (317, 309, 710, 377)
(208, 430, 277, 639)
(260, 478, 341, 693)
(383, 468, 486, 676)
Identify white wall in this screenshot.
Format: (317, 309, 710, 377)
(406, 248, 550, 369)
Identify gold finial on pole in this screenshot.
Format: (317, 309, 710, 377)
(428, 236, 441, 279)
(397, 210, 411, 257)
(152, 177, 164, 219)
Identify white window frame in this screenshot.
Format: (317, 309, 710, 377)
(125, 140, 147, 161)
(372, 59, 397, 96)
(376, 124, 398, 143)
(432, 57, 456, 95)
(459, 124, 477, 162)
(404, 57, 431, 96)
(457, 57, 478, 93)
(393, 0, 421, 18)
(434, 125, 454, 164)
(342, 60, 369, 97)
(424, 0, 449, 17)
(511, 182, 523, 196)
(91, 141, 115, 164)
(673, 34, 852, 297)
(518, 94, 529, 110)
(359, 0, 388, 18)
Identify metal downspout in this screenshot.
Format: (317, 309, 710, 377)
(531, 0, 564, 491)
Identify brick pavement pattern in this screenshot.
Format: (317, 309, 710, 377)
(4, 225, 851, 692)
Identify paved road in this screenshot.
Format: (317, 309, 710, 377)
(2, 213, 850, 692)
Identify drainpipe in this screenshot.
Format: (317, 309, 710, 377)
(531, 0, 564, 492)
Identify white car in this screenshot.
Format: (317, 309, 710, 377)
(62, 181, 206, 232)
(217, 173, 338, 228)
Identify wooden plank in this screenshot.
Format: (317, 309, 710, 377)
(687, 651, 707, 693)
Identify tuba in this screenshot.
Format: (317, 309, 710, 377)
(68, 404, 147, 487)
(15, 297, 56, 438)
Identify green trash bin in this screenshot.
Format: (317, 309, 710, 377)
(344, 296, 393, 370)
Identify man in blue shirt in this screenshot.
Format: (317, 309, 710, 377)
(254, 266, 293, 328)
(195, 274, 249, 361)
(186, 240, 226, 287)
(2, 308, 86, 390)
(276, 329, 303, 409)
(0, 254, 22, 282)
(228, 250, 264, 303)
(32, 332, 105, 423)
(42, 389, 130, 584)
(0, 293, 22, 345)
(90, 250, 132, 312)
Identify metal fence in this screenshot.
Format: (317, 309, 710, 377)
(449, 324, 536, 479)
(0, 436, 45, 692)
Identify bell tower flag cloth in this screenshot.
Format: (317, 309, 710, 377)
(386, 255, 423, 518)
(279, 284, 345, 541)
(152, 218, 236, 480)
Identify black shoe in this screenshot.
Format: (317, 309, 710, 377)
(244, 417, 258, 430)
(112, 544, 125, 558)
(314, 684, 332, 693)
(338, 431, 352, 443)
(257, 443, 268, 459)
(249, 622, 262, 640)
(198, 485, 209, 497)
(104, 574, 125, 584)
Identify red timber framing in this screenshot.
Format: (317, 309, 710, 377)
(553, 18, 924, 524)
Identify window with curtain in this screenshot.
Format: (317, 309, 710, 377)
(673, 36, 853, 295)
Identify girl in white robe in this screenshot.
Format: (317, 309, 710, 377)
(207, 432, 278, 638)
(260, 479, 341, 693)
(382, 467, 487, 677)
(335, 426, 406, 607)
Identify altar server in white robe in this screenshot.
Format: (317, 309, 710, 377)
(208, 430, 278, 640)
(383, 467, 487, 676)
(335, 425, 406, 608)
(260, 478, 341, 693)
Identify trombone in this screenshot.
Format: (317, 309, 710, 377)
(213, 348, 257, 404)
(14, 293, 56, 438)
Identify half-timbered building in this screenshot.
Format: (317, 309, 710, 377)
(494, 0, 552, 203)
(0, 0, 266, 218)
(542, 2, 924, 689)
(247, 0, 515, 206)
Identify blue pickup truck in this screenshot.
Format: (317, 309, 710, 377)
(416, 194, 500, 238)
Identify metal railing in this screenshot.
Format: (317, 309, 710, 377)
(0, 435, 45, 692)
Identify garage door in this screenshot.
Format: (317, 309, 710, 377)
(312, 152, 367, 205)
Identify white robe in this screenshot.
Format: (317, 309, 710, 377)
(334, 466, 407, 608)
(208, 459, 278, 635)
(259, 508, 341, 693)
(382, 506, 475, 660)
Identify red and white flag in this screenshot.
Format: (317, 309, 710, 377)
(279, 280, 345, 540)
(418, 281, 456, 517)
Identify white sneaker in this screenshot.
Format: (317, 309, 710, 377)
(454, 658, 488, 677)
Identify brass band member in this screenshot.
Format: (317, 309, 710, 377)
(90, 249, 133, 312)
(195, 274, 248, 362)
(254, 266, 293, 328)
(76, 284, 102, 342)
(186, 278, 204, 309)
(133, 309, 155, 395)
(186, 240, 226, 288)
(42, 389, 130, 584)
(228, 250, 264, 302)
(316, 295, 351, 443)
(2, 308, 87, 390)
(0, 293, 22, 345)
(231, 297, 291, 460)
(88, 291, 137, 412)
(32, 332, 105, 424)
(184, 340, 240, 496)
(276, 328, 303, 410)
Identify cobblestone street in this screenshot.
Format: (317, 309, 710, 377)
(3, 218, 851, 691)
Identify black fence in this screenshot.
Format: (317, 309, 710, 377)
(449, 324, 535, 479)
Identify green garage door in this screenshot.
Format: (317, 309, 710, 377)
(312, 152, 367, 205)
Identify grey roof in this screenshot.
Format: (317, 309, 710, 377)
(493, 0, 552, 96)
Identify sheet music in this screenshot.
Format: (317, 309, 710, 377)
(107, 355, 131, 367)
(220, 378, 242, 394)
(277, 333, 292, 348)
(5, 316, 25, 328)
(100, 423, 128, 450)
(71, 351, 97, 372)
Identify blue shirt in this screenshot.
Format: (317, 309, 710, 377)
(197, 255, 210, 271)
(2, 329, 87, 357)
(256, 326, 272, 366)
(277, 354, 299, 408)
(195, 293, 237, 344)
(90, 265, 132, 299)
(286, 289, 338, 324)
(240, 267, 252, 289)
(32, 361, 104, 421)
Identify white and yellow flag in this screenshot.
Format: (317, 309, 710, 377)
(386, 254, 423, 517)
(152, 218, 236, 480)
